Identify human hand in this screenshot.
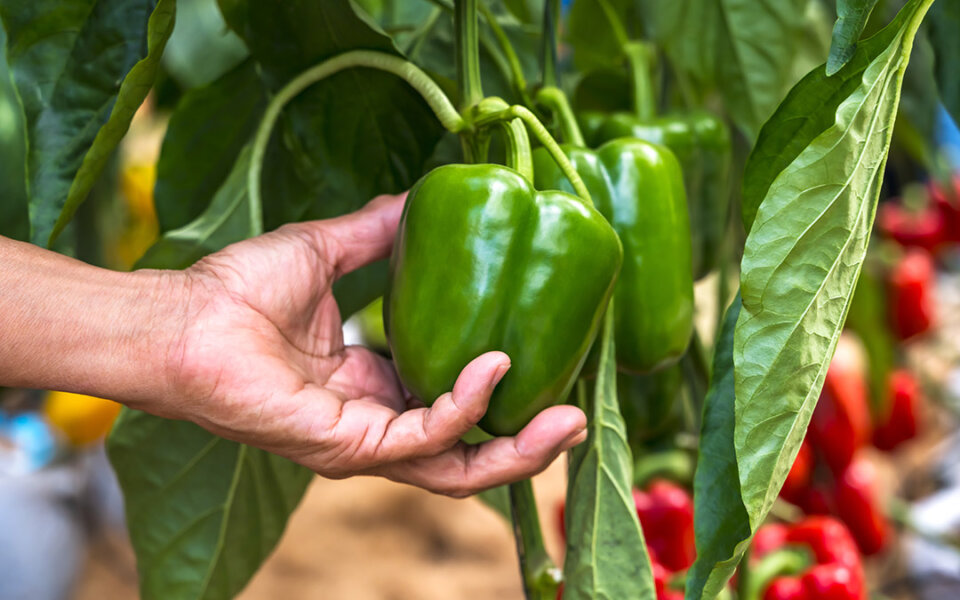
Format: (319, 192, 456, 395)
(160, 194, 587, 496)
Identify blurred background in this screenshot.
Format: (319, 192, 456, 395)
(2, 0, 960, 598)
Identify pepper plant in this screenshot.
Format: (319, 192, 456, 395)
(0, 0, 955, 598)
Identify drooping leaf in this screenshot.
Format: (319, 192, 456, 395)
(734, 0, 932, 535)
(138, 146, 255, 270)
(645, 0, 807, 140)
(927, 0, 960, 126)
(563, 310, 656, 600)
(154, 61, 265, 233)
(108, 409, 313, 600)
(0, 0, 175, 246)
(827, 0, 880, 75)
(685, 296, 752, 600)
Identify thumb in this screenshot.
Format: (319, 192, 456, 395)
(307, 192, 407, 277)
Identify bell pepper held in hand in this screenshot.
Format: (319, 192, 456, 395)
(872, 369, 924, 451)
(533, 139, 694, 373)
(633, 479, 696, 572)
(888, 248, 936, 341)
(385, 164, 623, 436)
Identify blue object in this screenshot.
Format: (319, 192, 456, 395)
(937, 106, 960, 170)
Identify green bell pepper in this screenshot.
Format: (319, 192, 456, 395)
(532, 138, 694, 374)
(584, 110, 732, 279)
(384, 163, 623, 436)
(619, 364, 684, 449)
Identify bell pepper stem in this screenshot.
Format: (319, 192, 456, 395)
(624, 41, 656, 120)
(248, 50, 464, 217)
(509, 479, 561, 600)
(541, 0, 561, 88)
(475, 105, 593, 206)
(536, 86, 586, 148)
(478, 3, 533, 107)
(455, 0, 483, 109)
(738, 548, 810, 600)
(498, 117, 534, 181)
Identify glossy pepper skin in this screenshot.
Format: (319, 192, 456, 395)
(385, 164, 623, 436)
(581, 110, 732, 279)
(888, 248, 936, 341)
(633, 479, 696, 572)
(873, 369, 924, 451)
(533, 139, 694, 373)
(755, 517, 866, 600)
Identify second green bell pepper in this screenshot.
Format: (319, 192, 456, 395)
(533, 138, 694, 374)
(385, 163, 623, 436)
(585, 110, 732, 279)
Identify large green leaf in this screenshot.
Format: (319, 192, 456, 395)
(646, 0, 807, 139)
(108, 409, 313, 600)
(0, 27, 27, 242)
(563, 311, 656, 600)
(827, 0, 880, 75)
(685, 296, 751, 600)
(154, 61, 265, 233)
(734, 0, 932, 533)
(161, 0, 248, 90)
(139, 147, 255, 270)
(0, 0, 175, 246)
(928, 0, 960, 126)
(566, 0, 639, 72)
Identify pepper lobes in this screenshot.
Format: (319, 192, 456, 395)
(532, 139, 694, 373)
(385, 164, 623, 436)
(582, 110, 732, 279)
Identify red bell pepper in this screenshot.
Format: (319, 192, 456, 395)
(834, 456, 889, 556)
(929, 175, 960, 244)
(877, 198, 947, 253)
(808, 350, 872, 474)
(754, 517, 866, 600)
(872, 369, 924, 451)
(634, 479, 696, 572)
(780, 441, 814, 504)
(888, 248, 936, 341)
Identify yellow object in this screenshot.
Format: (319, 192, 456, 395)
(43, 391, 122, 446)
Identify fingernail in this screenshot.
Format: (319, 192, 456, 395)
(561, 427, 588, 450)
(490, 362, 510, 388)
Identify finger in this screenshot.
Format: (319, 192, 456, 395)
(335, 352, 510, 465)
(309, 193, 407, 276)
(376, 404, 587, 498)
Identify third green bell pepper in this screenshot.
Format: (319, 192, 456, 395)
(385, 163, 623, 436)
(532, 138, 694, 374)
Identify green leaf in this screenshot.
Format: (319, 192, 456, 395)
(827, 0, 880, 75)
(161, 0, 248, 89)
(108, 408, 313, 600)
(154, 61, 265, 233)
(563, 310, 656, 600)
(646, 0, 807, 139)
(928, 0, 960, 126)
(138, 146, 256, 270)
(0, 0, 175, 246)
(566, 0, 637, 72)
(685, 295, 752, 600)
(734, 0, 932, 534)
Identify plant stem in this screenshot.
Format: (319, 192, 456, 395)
(248, 50, 464, 214)
(478, 3, 532, 106)
(541, 0, 561, 88)
(738, 548, 809, 600)
(509, 479, 561, 600)
(474, 104, 592, 205)
(455, 0, 483, 109)
(624, 41, 656, 120)
(535, 86, 585, 147)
